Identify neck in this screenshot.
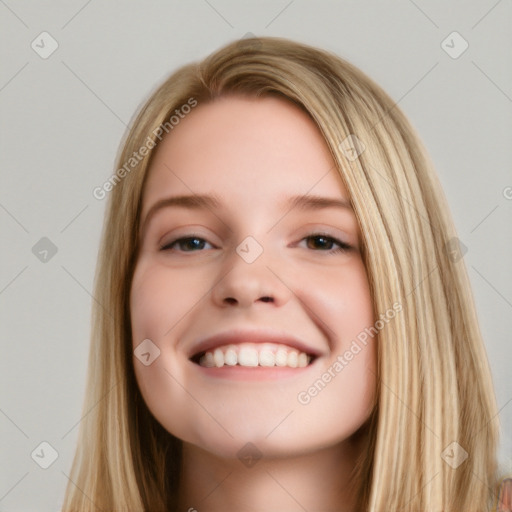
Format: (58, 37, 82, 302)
(176, 433, 366, 512)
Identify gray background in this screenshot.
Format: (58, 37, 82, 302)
(1, 1, 511, 510)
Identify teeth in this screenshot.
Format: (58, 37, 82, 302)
(259, 349, 275, 367)
(213, 348, 224, 368)
(275, 348, 288, 367)
(238, 347, 259, 367)
(224, 346, 237, 366)
(202, 351, 215, 368)
(298, 352, 308, 368)
(287, 351, 298, 368)
(197, 343, 312, 368)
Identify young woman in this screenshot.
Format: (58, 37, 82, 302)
(62, 36, 508, 511)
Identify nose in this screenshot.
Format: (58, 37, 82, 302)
(210, 245, 292, 309)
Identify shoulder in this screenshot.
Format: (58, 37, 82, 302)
(497, 477, 512, 511)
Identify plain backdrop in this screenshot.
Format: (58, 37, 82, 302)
(1, 1, 511, 510)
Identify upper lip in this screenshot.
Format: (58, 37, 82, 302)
(187, 328, 324, 360)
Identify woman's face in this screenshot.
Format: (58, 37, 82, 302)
(130, 95, 377, 459)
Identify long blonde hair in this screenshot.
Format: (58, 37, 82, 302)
(62, 36, 501, 511)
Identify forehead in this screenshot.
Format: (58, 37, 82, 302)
(141, 95, 349, 215)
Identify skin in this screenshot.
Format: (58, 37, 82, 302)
(130, 95, 377, 511)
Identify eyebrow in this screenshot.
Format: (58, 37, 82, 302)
(140, 193, 353, 234)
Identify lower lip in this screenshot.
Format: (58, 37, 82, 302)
(192, 362, 315, 381)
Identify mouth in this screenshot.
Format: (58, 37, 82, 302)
(190, 342, 318, 369)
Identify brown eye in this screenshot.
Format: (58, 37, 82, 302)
(302, 234, 352, 253)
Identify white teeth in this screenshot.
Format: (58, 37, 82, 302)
(213, 348, 224, 368)
(275, 348, 288, 367)
(200, 351, 215, 368)
(197, 344, 312, 368)
(259, 349, 275, 367)
(224, 346, 237, 366)
(298, 352, 308, 368)
(287, 351, 298, 368)
(238, 347, 259, 367)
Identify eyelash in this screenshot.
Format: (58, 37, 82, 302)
(159, 232, 352, 254)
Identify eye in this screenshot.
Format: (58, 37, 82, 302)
(300, 233, 352, 254)
(159, 235, 215, 252)
(159, 233, 352, 254)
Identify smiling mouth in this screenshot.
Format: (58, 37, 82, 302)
(190, 343, 316, 369)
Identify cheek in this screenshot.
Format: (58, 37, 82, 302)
(293, 259, 377, 420)
(129, 263, 188, 406)
(130, 266, 166, 344)
(130, 260, 210, 342)
(129, 262, 202, 441)
(299, 258, 374, 341)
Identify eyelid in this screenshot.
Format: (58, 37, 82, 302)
(158, 231, 216, 251)
(157, 226, 218, 246)
(297, 224, 355, 246)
